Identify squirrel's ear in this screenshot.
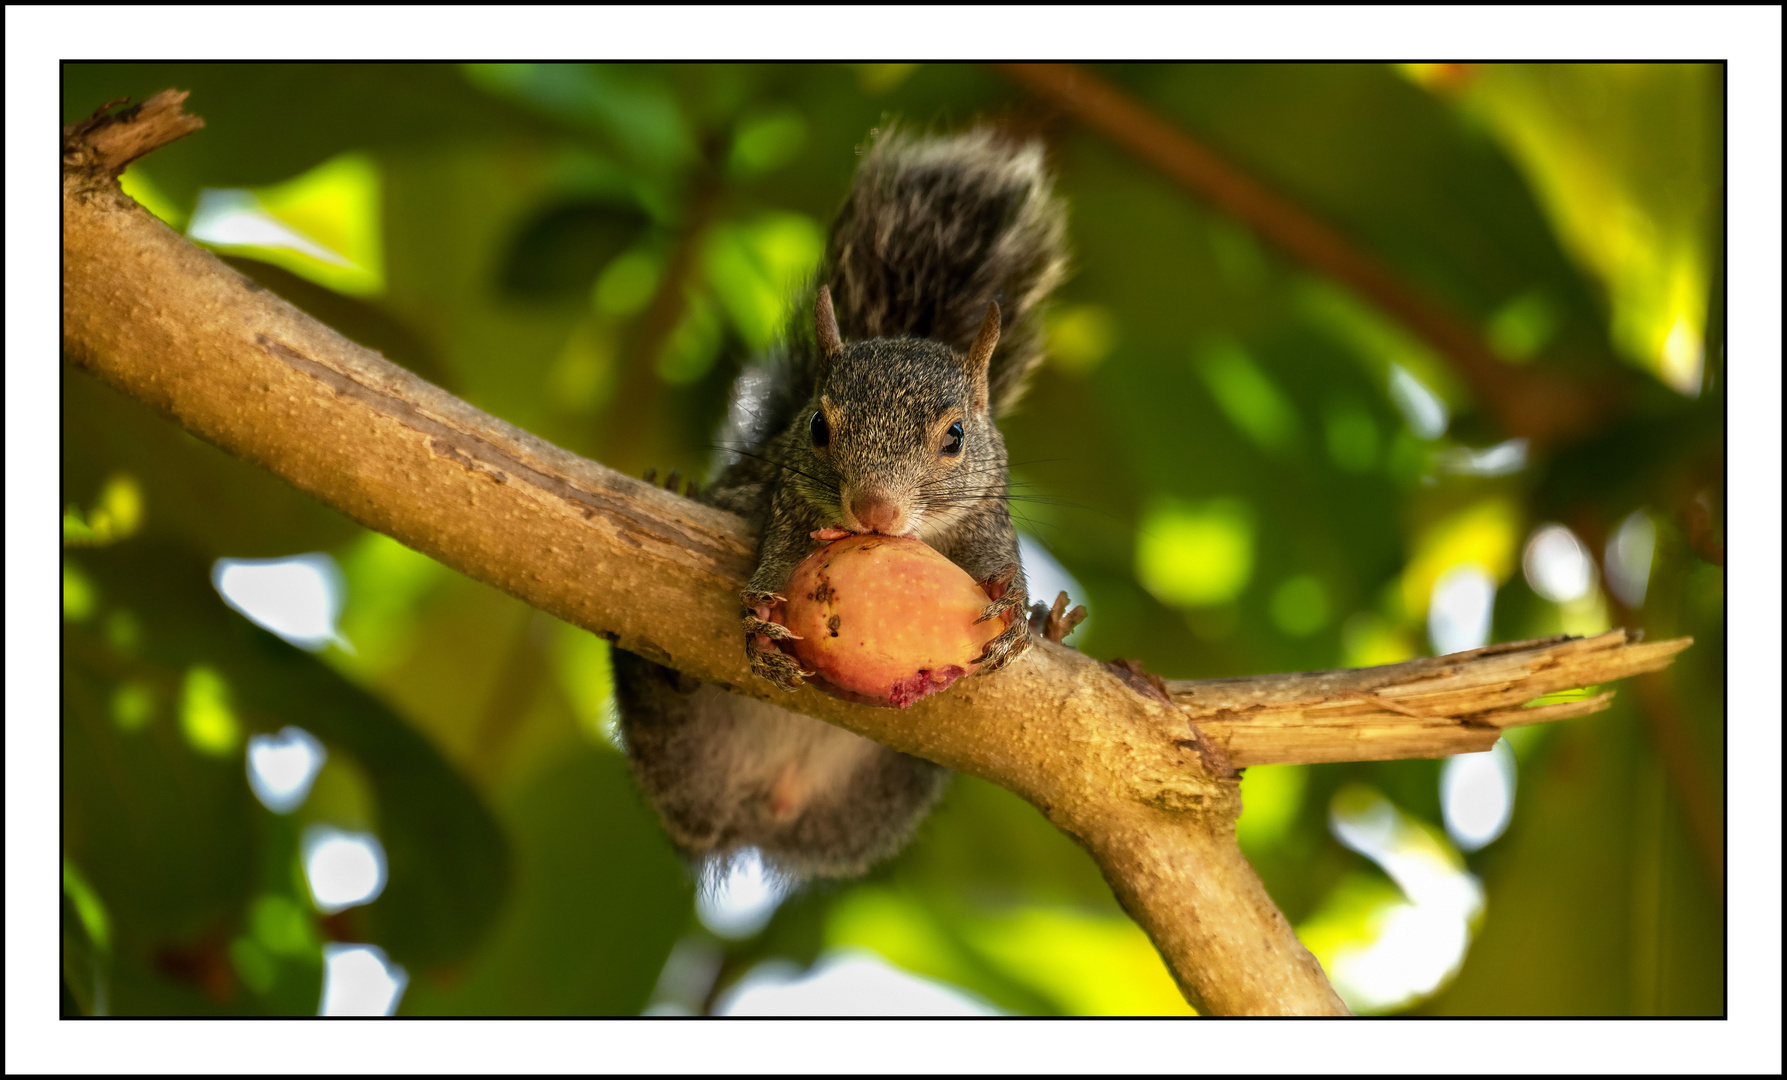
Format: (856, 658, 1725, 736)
(966, 301, 1000, 414)
(815, 286, 844, 374)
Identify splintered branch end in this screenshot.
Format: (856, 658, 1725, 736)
(62, 89, 205, 181)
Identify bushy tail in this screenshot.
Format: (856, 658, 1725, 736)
(821, 127, 1069, 417)
(713, 129, 1069, 472)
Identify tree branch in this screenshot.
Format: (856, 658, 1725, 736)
(993, 63, 1620, 448)
(1182, 630, 1690, 766)
(61, 92, 1689, 1017)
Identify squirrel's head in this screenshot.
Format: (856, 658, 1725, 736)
(793, 286, 1006, 542)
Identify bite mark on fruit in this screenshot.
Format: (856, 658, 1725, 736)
(887, 665, 968, 709)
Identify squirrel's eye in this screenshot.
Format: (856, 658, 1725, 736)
(810, 411, 830, 448)
(941, 420, 964, 457)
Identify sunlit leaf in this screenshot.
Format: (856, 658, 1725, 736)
(188, 153, 384, 297)
(1438, 64, 1720, 394)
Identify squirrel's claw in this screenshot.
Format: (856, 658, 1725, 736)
(1029, 590, 1088, 645)
(643, 465, 700, 499)
(973, 615, 1031, 673)
(975, 592, 1025, 625)
(976, 564, 1019, 596)
(741, 589, 787, 611)
(748, 634, 811, 691)
(743, 615, 800, 641)
(972, 565, 1030, 672)
(742, 589, 807, 689)
(974, 564, 1024, 625)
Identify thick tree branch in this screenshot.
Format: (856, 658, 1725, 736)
(61, 92, 1689, 1017)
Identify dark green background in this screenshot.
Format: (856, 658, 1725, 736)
(60, 63, 1723, 1016)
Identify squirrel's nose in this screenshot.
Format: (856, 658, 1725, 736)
(850, 495, 902, 534)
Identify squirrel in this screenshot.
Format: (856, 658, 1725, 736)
(612, 127, 1070, 881)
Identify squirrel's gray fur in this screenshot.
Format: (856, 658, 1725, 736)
(614, 127, 1069, 880)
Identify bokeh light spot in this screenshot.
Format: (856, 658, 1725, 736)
(593, 247, 663, 315)
(1450, 65, 1716, 397)
(302, 826, 388, 914)
(109, 681, 155, 732)
(1436, 438, 1528, 477)
(96, 474, 145, 537)
(319, 943, 407, 1016)
(212, 554, 347, 652)
(1307, 785, 1484, 1013)
(104, 609, 141, 653)
(247, 726, 328, 814)
(180, 665, 242, 757)
(65, 473, 147, 546)
(190, 188, 348, 262)
(1428, 565, 1496, 655)
(1523, 524, 1596, 603)
(714, 950, 1000, 1016)
(968, 906, 1195, 1015)
(697, 848, 787, 940)
(1605, 509, 1657, 609)
(250, 893, 319, 957)
(1388, 363, 1450, 440)
(188, 152, 384, 297)
(1197, 339, 1299, 452)
(1047, 305, 1119, 373)
(546, 321, 618, 414)
(119, 164, 187, 229)
(1401, 498, 1519, 619)
(1441, 739, 1517, 851)
(62, 561, 98, 621)
(1659, 315, 1704, 396)
(728, 107, 808, 177)
(1486, 290, 1559, 361)
(1342, 612, 1415, 667)
(1136, 497, 1255, 607)
(62, 858, 112, 954)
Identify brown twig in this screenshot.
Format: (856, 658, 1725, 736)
(1171, 631, 1688, 766)
(61, 90, 204, 183)
(992, 63, 1616, 447)
(601, 158, 725, 474)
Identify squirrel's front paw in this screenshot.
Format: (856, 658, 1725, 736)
(974, 611, 1031, 673)
(742, 590, 811, 692)
(972, 565, 1031, 674)
(973, 564, 1025, 624)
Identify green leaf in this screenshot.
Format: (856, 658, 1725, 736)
(402, 747, 692, 1015)
(66, 541, 511, 979)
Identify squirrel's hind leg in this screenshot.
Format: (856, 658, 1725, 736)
(613, 650, 947, 880)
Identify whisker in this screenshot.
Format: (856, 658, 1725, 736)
(710, 444, 831, 488)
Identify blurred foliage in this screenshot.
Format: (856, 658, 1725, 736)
(61, 63, 1723, 1016)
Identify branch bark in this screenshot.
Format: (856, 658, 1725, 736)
(1183, 630, 1690, 766)
(61, 92, 1690, 1017)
